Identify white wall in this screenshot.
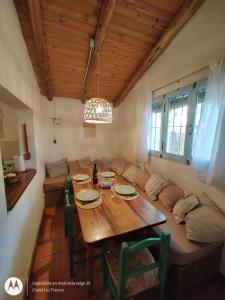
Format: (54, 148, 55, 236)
(118, 0, 225, 274)
(43, 98, 119, 162)
(0, 1, 47, 299)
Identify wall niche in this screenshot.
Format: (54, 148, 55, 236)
(0, 85, 37, 211)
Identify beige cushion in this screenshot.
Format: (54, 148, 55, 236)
(185, 195, 225, 243)
(158, 181, 184, 211)
(199, 192, 217, 207)
(46, 158, 68, 178)
(111, 158, 127, 175)
(134, 169, 151, 190)
(105, 243, 159, 297)
(43, 175, 65, 191)
(173, 195, 199, 224)
(145, 174, 165, 201)
(78, 156, 91, 169)
(122, 164, 140, 183)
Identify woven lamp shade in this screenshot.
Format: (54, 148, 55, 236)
(84, 98, 112, 124)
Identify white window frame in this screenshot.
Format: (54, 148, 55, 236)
(149, 79, 207, 164)
(149, 96, 164, 157)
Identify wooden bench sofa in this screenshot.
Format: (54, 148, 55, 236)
(136, 187, 223, 300)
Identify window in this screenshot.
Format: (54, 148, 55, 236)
(150, 99, 163, 153)
(192, 84, 206, 156)
(149, 80, 207, 163)
(166, 93, 189, 157)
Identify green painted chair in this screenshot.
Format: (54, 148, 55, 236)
(103, 231, 170, 300)
(65, 192, 86, 277)
(64, 174, 72, 236)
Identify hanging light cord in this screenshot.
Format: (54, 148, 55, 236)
(94, 48, 100, 99)
(98, 50, 100, 99)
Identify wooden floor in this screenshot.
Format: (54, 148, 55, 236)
(27, 206, 225, 300)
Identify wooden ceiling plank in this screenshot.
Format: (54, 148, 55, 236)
(106, 31, 151, 49)
(41, 1, 98, 26)
(112, 13, 163, 37)
(103, 38, 149, 55)
(14, 0, 46, 95)
(81, 0, 117, 102)
(122, 0, 175, 23)
(114, 0, 205, 107)
(49, 0, 101, 16)
(42, 11, 96, 34)
(137, 0, 182, 14)
(108, 23, 157, 44)
(43, 22, 96, 40)
(28, 0, 53, 100)
(115, 1, 170, 29)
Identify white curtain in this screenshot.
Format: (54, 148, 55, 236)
(192, 58, 225, 189)
(134, 93, 152, 163)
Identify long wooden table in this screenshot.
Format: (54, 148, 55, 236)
(72, 174, 166, 295)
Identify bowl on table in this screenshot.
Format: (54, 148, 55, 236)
(99, 179, 113, 189)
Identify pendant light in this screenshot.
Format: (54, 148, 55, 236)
(84, 48, 112, 124)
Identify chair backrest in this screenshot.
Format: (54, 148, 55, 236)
(65, 192, 73, 240)
(65, 174, 72, 193)
(118, 230, 170, 300)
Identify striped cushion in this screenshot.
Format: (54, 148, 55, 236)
(145, 174, 165, 201)
(122, 165, 140, 183)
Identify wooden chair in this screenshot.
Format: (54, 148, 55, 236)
(103, 231, 170, 300)
(64, 174, 71, 236)
(65, 191, 86, 277)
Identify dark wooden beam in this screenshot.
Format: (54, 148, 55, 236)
(28, 0, 53, 100)
(114, 0, 205, 107)
(81, 0, 117, 103)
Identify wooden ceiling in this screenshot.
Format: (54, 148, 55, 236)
(14, 0, 204, 106)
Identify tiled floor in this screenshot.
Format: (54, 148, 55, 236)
(27, 206, 225, 300)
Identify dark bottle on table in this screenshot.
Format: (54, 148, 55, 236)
(92, 163, 98, 184)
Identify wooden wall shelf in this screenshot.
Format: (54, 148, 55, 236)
(5, 169, 37, 211)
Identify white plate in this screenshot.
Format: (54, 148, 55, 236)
(73, 174, 89, 181)
(114, 184, 136, 196)
(100, 171, 116, 178)
(76, 189, 100, 202)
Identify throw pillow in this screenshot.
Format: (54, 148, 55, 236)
(185, 204, 225, 243)
(158, 181, 184, 211)
(134, 169, 151, 190)
(173, 195, 199, 224)
(46, 158, 68, 178)
(145, 174, 165, 201)
(122, 165, 140, 183)
(199, 192, 218, 207)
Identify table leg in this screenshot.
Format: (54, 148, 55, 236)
(87, 244, 94, 296)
